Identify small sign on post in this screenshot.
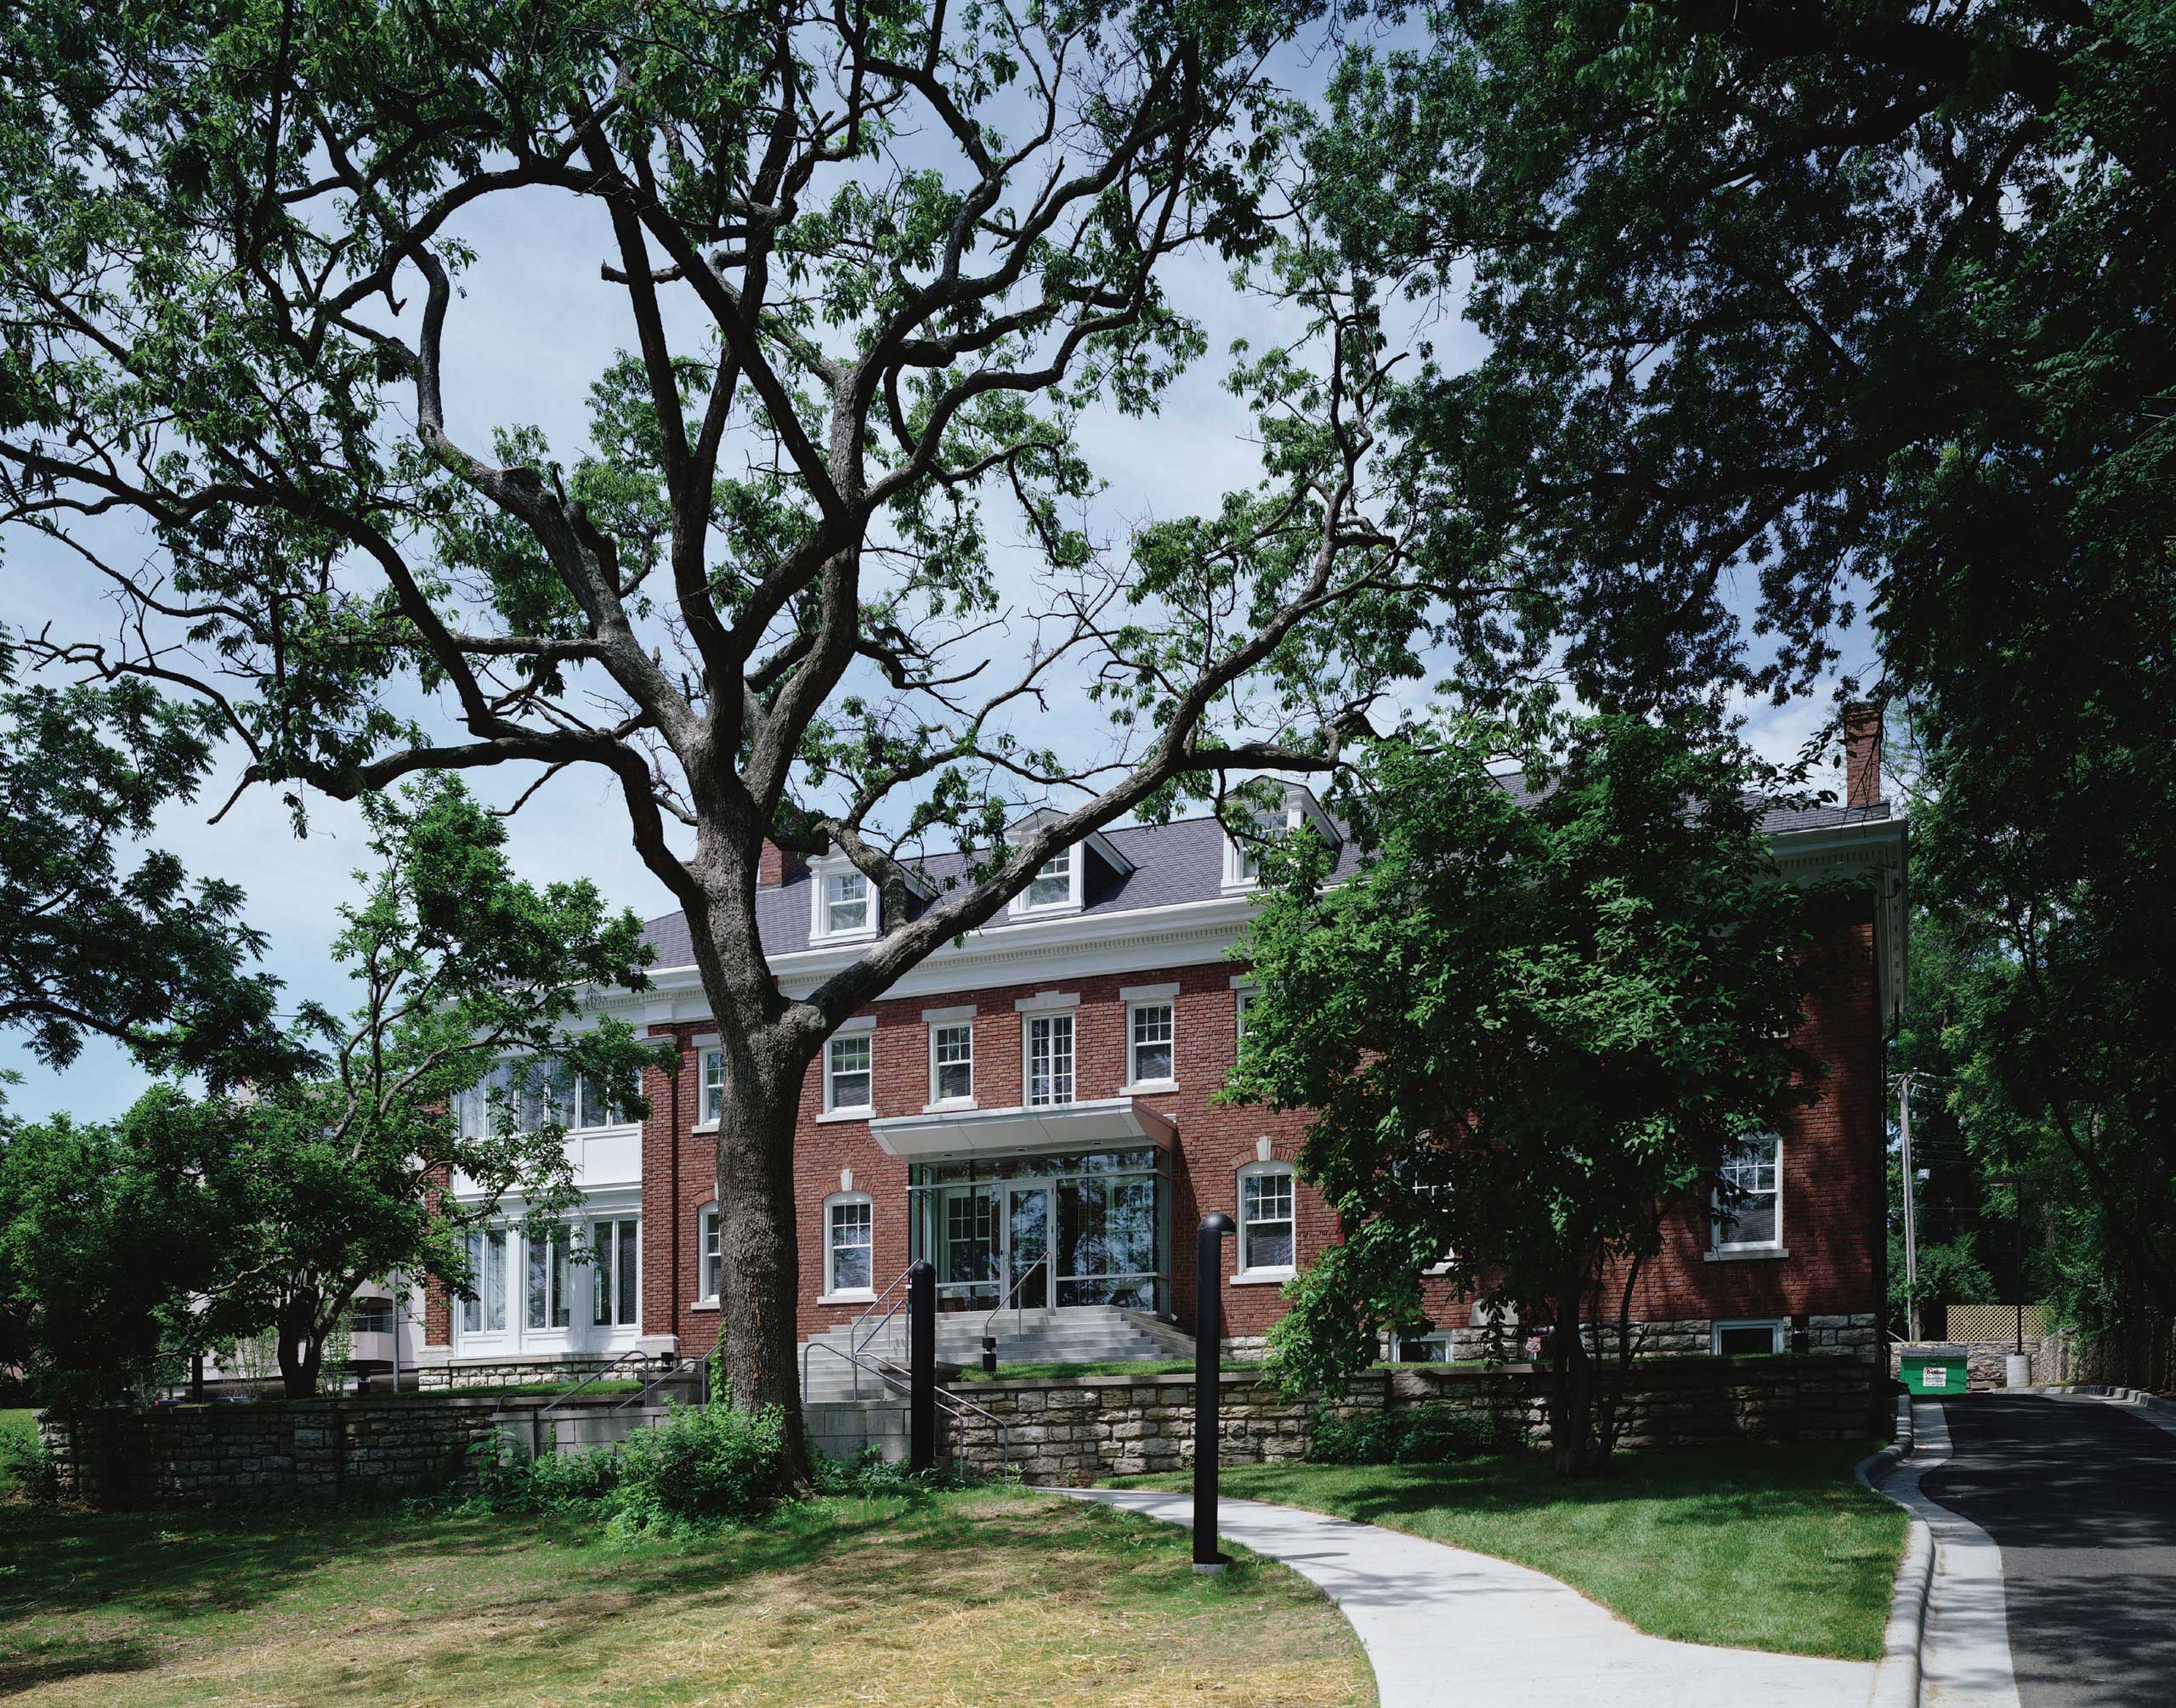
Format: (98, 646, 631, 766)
(1193, 1212, 1236, 1574)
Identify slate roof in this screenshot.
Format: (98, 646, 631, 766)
(636, 795, 1890, 971)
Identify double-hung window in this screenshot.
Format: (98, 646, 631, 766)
(1026, 1013, 1074, 1106)
(1238, 1163, 1295, 1275)
(699, 1202, 722, 1300)
(1023, 848, 1074, 909)
(590, 1217, 640, 1328)
(1129, 1002, 1175, 1086)
(827, 1196, 874, 1295)
(931, 1021, 974, 1103)
(1714, 1134, 1783, 1252)
(824, 869, 870, 936)
(701, 1047, 725, 1124)
(824, 1032, 873, 1113)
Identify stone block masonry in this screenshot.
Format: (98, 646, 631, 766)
(944, 1353, 1890, 1485)
(37, 1394, 632, 1510)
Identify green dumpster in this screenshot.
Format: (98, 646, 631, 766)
(1901, 1345, 1969, 1396)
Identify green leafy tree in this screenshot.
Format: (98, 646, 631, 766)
(0, 0, 1513, 1472)
(1232, 715, 1833, 1473)
(0, 777, 666, 1400)
(1294, 0, 2176, 1332)
(0, 648, 303, 1092)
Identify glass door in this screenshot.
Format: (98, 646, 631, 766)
(1003, 1183, 1052, 1311)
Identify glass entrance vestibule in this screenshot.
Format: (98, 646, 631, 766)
(907, 1146, 1172, 1315)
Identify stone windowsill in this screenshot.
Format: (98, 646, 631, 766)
(1705, 1246, 1791, 1263)
(815, 1107, 872, 1125)
(1229, 1270, 1295, 1287)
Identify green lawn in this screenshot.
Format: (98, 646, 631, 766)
(1113, 1441, 1905, 1660)
(0, 1485, 1372, 1706)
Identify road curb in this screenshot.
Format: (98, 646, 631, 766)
(1856, 1396, 1930, 1708)
(2038, 1381, 2176, 1418)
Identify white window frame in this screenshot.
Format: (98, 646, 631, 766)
(1233, 983, 1259, 1043)
(524, 1222, 577, 1332)
(1392, 1330, 1453, 1364)
(1222, 812, 1282, 889)
(1711, 1318, 1788, 1356)
(1012, 845, 1080, 914)
(822, 1191, 876, 1300)
(1023, 1010, 1076, 1107)
(589, 1213, 642, 1329)
(928, 1016, 975, 1107)
(1712, 1134, 1785, 1253)
(823, 1026, 875, 1115)
(808, 855, 879, 944)
(460, 1225, 510, 1338)
(1235, 1160, 1297, 1280)
(697, 1200, 722, 1303)
(1125, 997, 1176, 1090)
(700, 1046, 725, 1127)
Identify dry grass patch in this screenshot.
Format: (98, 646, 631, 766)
(0, 1487, 1370, 1706)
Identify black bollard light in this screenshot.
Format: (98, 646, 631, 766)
(909, 1259, 937, 1471)
(1193, 1212, 1236, 1573)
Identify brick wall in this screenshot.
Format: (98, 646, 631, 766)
(646, 893, 1886, 1351)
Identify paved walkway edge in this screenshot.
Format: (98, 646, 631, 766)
(2037, 1382, 2176, 1431)
(1860, 1399, 2022, 1708)
(1856, 1398, 1931, 1708)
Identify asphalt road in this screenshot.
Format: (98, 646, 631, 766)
(1921, 1391, 2176, 1708)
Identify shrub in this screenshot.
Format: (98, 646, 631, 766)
(0, 1414, 57, 1502)
(1307, 1403, 1515, 1465)
(609, 1402, 790, 1532)
(810, 1442, 972, 1497)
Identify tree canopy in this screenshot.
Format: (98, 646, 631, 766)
(1233, 715, 1833, 1471)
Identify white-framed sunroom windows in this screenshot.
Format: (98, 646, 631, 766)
(1024, 1011, 1076, 1106)
(590, 1216, 641, 1328)
(823, 1026, 875, 1115)
(1713, 1134, 1784, 1253)
(456, 1060, 637, 1139)
(1237, 1161, 1296, 1278)
(524, 1222, 577, 1331)
(927, 1013, 975, 1106)
(461, 1227, 509, 1334)
(824, 1192, 876, 1298)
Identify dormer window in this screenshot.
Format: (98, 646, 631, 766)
(1024, 848, 1075, 910)
(825, 870, 870, 935)
(1222, 781, 1340, 891)
(808, 854, 881, 943)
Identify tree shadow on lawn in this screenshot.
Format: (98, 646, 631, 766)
(0, 1488, 1243, 1700)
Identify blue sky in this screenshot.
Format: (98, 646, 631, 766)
(1, 42, 1878, 1125)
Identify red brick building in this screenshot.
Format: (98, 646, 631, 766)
(416, 756, 1907, 1385)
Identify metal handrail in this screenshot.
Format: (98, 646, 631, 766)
(540, 1348, 655, 1420)
(982, 1251, 1051, 1349)
(798, 1338, 1014, 1478)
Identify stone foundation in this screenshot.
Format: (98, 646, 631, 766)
(944, 1352, 1888, 1485)
(412, 1356, 632, 1391)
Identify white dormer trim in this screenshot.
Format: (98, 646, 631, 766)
(1004, 808, 1136, 919)
(1221, 780, 1340, 891)
(808, 852, 878, 944)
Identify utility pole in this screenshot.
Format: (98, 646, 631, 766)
(1899, 1072, 1921, 1343)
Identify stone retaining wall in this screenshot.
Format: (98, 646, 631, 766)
(944, 1353, 1887, 1485)
(37, 1394, 640, 1510)
(411, 1356, 632, 1391)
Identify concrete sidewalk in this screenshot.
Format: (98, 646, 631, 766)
(1058, 1486, 1873, 1708)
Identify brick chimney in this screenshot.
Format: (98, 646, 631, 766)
(1843, 703, 1882, 809)
(756, 840, 802, 887)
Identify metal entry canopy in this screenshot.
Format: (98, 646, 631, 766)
(869, 1094, 1176, 1159)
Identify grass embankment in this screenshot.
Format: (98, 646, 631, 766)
(0, 1486, 1373, 1706)
(1114, 1441, 1904, 1660)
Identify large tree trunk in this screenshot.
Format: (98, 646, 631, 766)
(276, 1297, 323, 1400)
(712, 1054, 815, 1493)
